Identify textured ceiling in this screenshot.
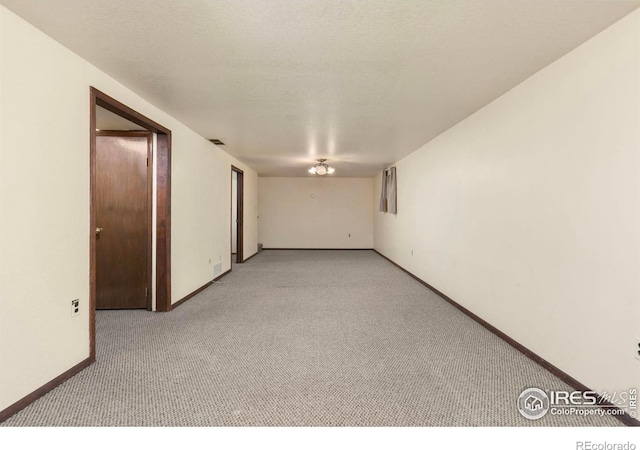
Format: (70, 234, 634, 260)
(3, 0, 639, 177)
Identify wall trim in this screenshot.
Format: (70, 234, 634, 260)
(243, 252, 259, 263)
(373, 249, 639, 427)
(171, 282, 213, 309)
(0, 357, 94, 424)
(171, 269, 232, 310)
(214, 269, 232, 282)
(263, 248, 374, 251)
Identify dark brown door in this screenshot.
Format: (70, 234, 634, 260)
(96, 131, 151, 309)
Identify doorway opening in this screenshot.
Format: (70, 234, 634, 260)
(89, 87, 172, 360)
(231, 166, 244, 265)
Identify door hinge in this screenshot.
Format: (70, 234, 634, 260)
(146, 157, 149, 167)
(145, 287, 148, 298)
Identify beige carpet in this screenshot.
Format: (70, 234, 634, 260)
(1, 250, 622, 426)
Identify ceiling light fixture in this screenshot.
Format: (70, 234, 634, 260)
(308, 159, 335, 175)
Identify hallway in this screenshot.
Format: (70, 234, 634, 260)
(1, 251, 620, 426)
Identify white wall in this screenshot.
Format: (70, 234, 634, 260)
(243, 169, 259, 259)
(374, 10, 640, 403)
(0, 5, 257, 412)
(259, 177, 373, 249)
(169, 136, 257, 299)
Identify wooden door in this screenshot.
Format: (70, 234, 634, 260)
(96, 131, 151, 309)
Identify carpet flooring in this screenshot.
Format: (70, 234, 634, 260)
(2, 250, 622, 426)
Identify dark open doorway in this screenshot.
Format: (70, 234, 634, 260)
(231, 166, 244, 265)
(89, 87, 172, 361)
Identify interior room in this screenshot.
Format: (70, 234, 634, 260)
(0, 0, 638, 435)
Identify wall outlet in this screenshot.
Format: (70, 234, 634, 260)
(635, 337, 640, 361)
(411, 250, 414, 256)
(71, 299, 79, 318)
(214, 262, 222, 276)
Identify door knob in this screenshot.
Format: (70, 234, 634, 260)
(96, 227, 103, 235)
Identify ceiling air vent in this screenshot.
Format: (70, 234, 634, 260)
(209, 139, 225, 145)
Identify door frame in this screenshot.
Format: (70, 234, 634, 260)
(231, 165, 244, 264)
(95, 130, 153, 310)
(90, 87, 172, 361)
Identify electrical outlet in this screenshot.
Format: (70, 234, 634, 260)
(411, 250, 414, 256)
(635, 337, 640, 361)
(71, 299, 79, 318)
